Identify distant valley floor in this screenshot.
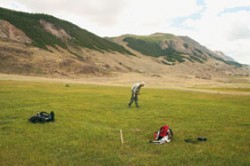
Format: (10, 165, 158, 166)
(0, 73, 249, 95)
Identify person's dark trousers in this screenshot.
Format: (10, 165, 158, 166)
(128, 91, 139, 107)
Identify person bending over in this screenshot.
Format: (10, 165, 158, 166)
(128, 82, 144, 108)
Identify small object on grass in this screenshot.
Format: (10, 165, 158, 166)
(28, 111, 55, 123)
(150, 125, 173, 144)
(197, 137, 207, 141)
(65, 84, 70, 87)
(120, 129, 124, 144)
(184, 137, 207, 144)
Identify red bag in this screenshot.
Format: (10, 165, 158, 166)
(159, 125, 169, 138)
(154, 125, 170, 140)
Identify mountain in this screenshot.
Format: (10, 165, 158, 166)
(0, 7, 131, 54)
(0, 7, 249, 78)
(109, 33, 242, 67)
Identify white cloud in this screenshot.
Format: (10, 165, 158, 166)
(168, 1, 250, 65)
(226, 12, 250, 40)
(0, 0, 249, 64)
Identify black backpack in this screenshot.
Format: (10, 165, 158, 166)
(29, 111, 55, 123)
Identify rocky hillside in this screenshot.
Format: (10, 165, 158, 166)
(0, 7, 249, 78)
(109, 33, 242, 67)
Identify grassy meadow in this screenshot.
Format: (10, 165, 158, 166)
(0, 80, 249, 165)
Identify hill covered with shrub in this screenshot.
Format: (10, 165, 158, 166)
(0, 7, 131, 54)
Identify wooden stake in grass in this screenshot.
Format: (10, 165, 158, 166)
(120, 129, 124, 144)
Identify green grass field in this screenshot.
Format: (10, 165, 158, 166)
(0, 80, 249, 165)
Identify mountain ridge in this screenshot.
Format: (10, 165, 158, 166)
(0, 7, 249, 78)
(109, 33, 242, 67)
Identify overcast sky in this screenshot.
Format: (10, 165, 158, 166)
(1, 0, 250, 64)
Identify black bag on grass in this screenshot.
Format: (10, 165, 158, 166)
(29, 111, 55, 123)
